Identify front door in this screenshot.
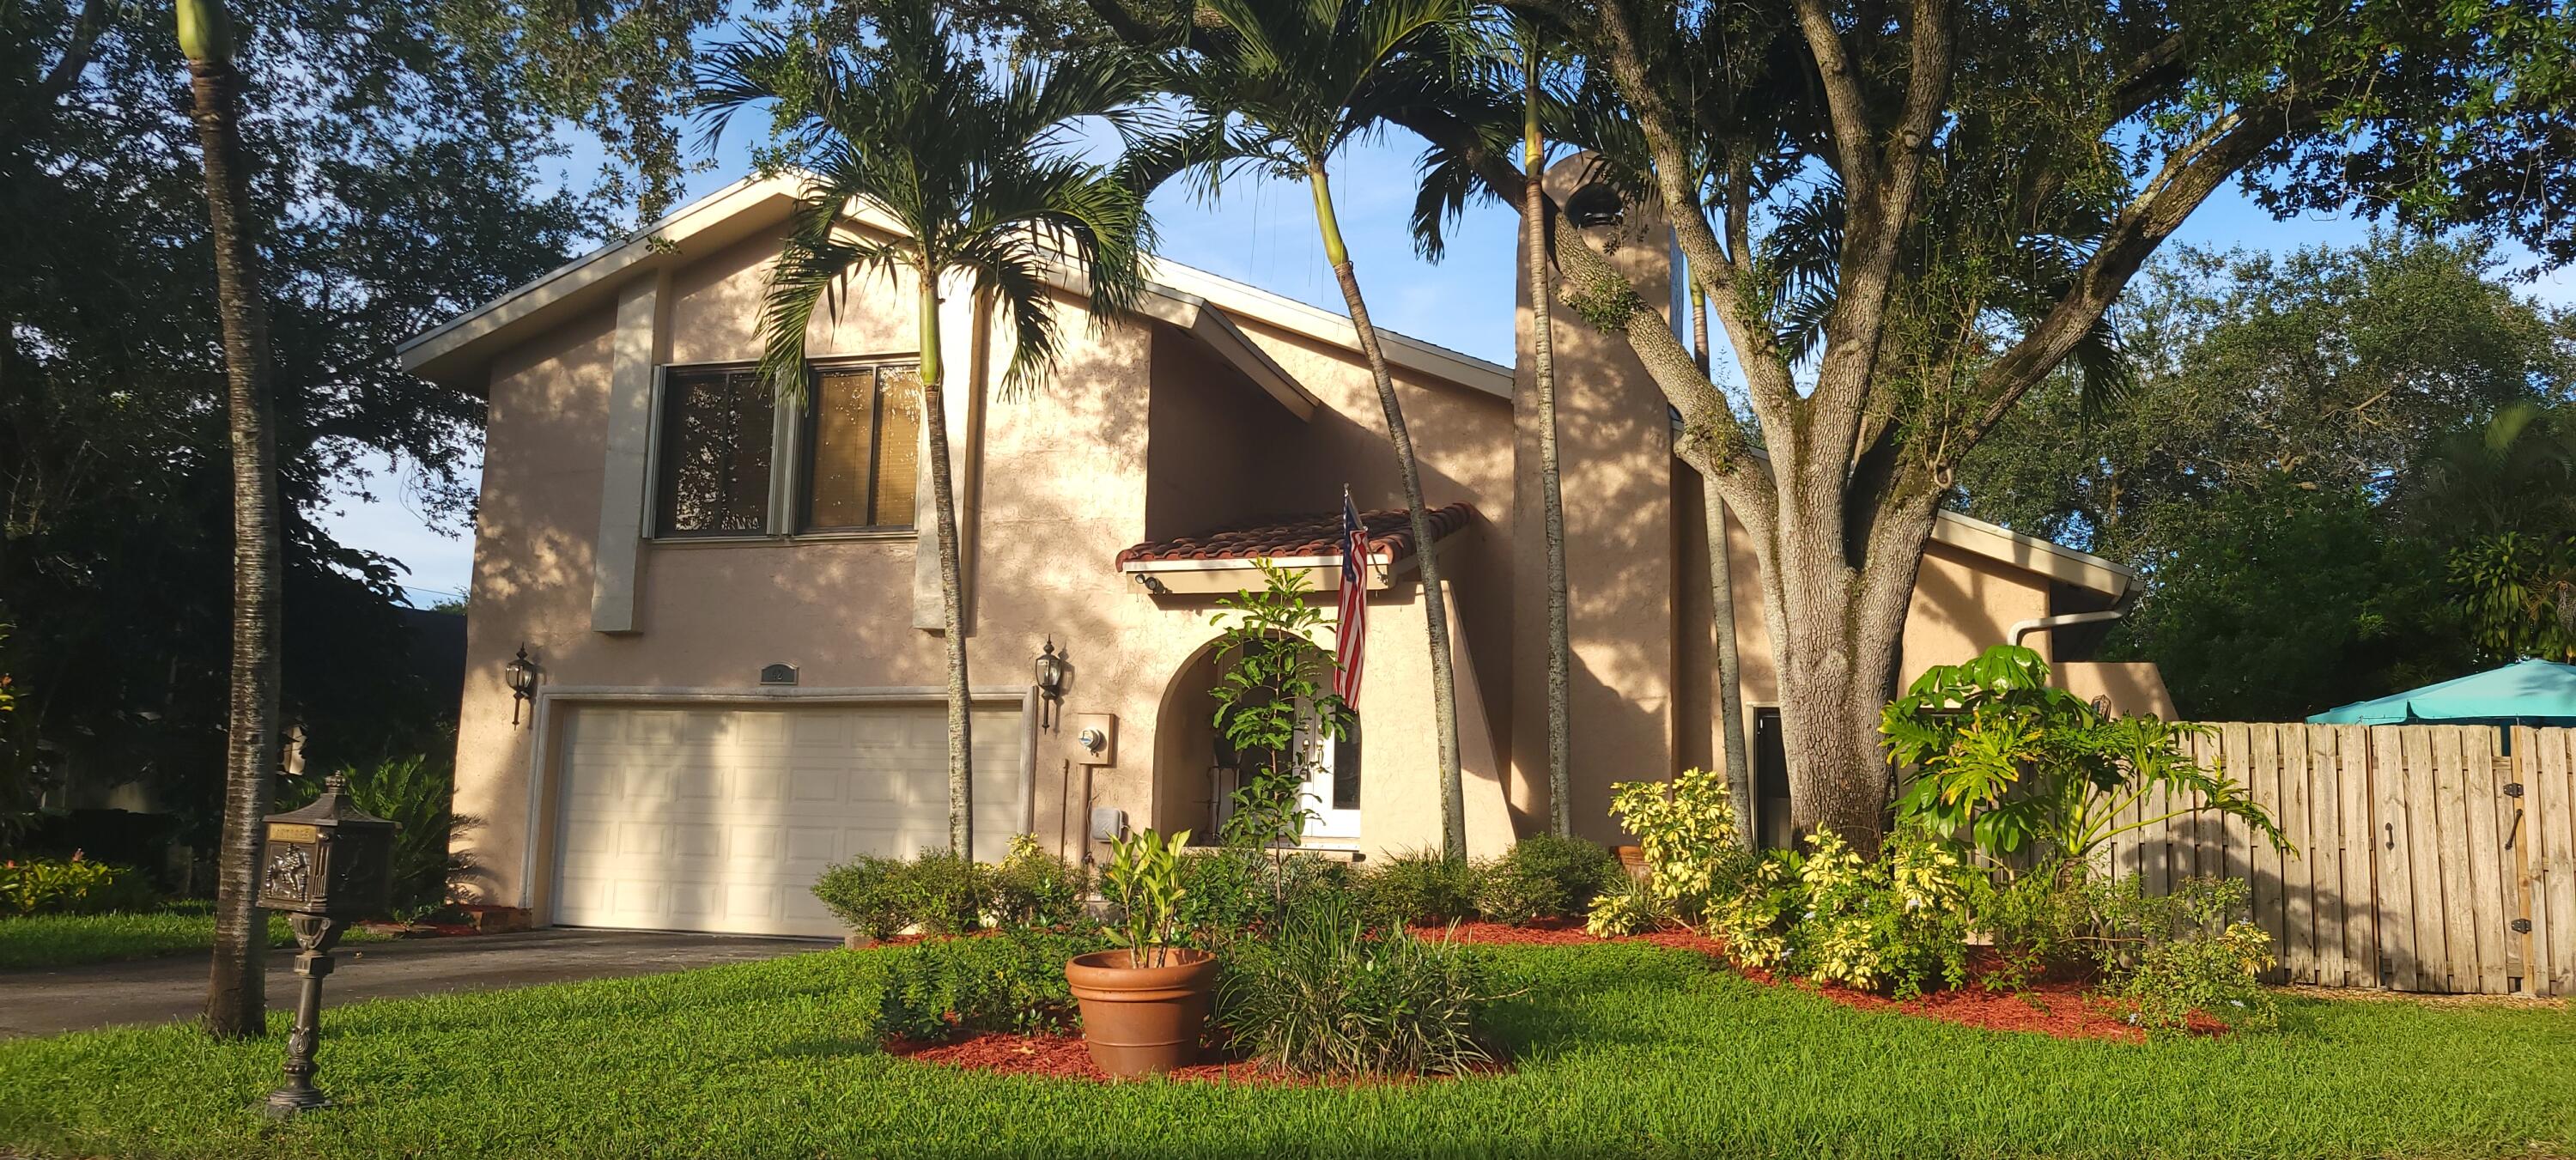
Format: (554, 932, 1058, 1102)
(1298, 714, 1362, 841)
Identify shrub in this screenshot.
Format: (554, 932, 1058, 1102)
(1172, 847, 1354, 943)
(1705, 849, 1801, 967)
(1607, 767, 1753, 925)
(1476, 835, 1623, 924)
(812, 855, 908, 940)
(874, 928, 1107, 1042)
(885, 850, 992, 937)
(1582, 876, 1663, 937)
(989, 836, 1086, 930)
(2087, 874, 2279, 1038)
(0, 853, 158, 916)
(1968, 864, 2088, 992)
(1218, 894, 1497, 1077)
(1787, 826, 1973, 999)
(1356, 850, 1476, 929)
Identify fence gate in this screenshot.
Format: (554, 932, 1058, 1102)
(2099, 722, 2576, 997)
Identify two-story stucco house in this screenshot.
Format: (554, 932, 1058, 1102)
(399, 170, 2171, 938)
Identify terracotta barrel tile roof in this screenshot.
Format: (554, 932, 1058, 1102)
(1115, 502, 1479, 567)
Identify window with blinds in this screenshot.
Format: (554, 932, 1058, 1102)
(802, 364, 922, 531)
(653, 367, 775, 537)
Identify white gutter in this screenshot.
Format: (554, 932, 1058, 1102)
(2008, 610, 2126, 647)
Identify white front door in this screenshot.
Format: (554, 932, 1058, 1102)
(1298, 715, 1362, 841)
(550, 701, 1025, 937)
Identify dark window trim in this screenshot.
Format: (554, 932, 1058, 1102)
(652, 364, 778, 540)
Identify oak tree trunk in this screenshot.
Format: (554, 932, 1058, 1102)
(190, 56, 283, 1040)
(1310, 167, 1467, 856)
(919, 275, 974, 856)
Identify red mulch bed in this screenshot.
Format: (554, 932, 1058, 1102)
(1412, 920, 2223, 1043)
(887, 1032, 1504, 1086)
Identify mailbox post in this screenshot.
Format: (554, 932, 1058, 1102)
(258, 774, 395, 1117)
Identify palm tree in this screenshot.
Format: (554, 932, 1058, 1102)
(1514, 26, 1571, 838)
(1691, 282, 1752, 848)
(179, 0, 284, 1039)
(698, 14, 1152, 855)
(1159, 0, 1477, 856)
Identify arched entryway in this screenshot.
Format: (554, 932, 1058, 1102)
(1148, 635, 1362, 845)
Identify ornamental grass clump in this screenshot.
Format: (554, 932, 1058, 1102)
(1218, 895, 1498, 1078)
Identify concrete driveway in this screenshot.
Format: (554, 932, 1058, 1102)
(0, 927, 829, 1039)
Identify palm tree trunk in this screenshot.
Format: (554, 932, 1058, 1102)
(1309, 164, 1466, 857)
(1692, 284, 1753, 848)
(187, 47, 282, 1040)
(919, 272, 974, 855)
(1523, 47, 1571, 839)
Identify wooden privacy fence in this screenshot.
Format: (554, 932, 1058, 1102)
(2096, 723, 2576, 997)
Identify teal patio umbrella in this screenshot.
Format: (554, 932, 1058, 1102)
(2308, 659, 2576, 727)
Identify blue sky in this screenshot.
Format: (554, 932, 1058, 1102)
(335, 132, 2576, 608)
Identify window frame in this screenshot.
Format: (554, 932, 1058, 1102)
(795, 356, 923, 537)
(643, 355, 924, 544)
(646, 361, 784, 542)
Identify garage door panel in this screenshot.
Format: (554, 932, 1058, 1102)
(554, 701, 1028, 937)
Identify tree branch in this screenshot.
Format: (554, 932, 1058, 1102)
(1792, 0, 1879, 195)
(1958, 102, 2312, 455)
(30, 0, 110, 109)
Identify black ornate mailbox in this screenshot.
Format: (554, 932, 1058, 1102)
(259, 774, 397, 1117)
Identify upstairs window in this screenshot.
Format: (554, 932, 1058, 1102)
(802, 365, 921, 532)
(654, 367, 775, 537)
(651, 360, 921, 539)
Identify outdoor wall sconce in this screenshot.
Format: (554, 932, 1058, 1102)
(258, 774, 395, 1117)
(503, 643, 540, 726)
(1564, 182, 1625, 228)
(1034, 638, 1068, 729)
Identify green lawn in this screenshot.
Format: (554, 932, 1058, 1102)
(2, 942, 2569, 1159)
(0, 910, 388, 971)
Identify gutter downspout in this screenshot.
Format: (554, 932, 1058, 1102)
(2008, 609, 2127, 648)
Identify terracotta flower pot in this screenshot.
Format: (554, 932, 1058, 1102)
(1065, 947, 1217, 1078)
(1616, 845, 1649, 880)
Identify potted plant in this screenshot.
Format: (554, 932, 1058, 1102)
(1066, 828, 1214, 1077)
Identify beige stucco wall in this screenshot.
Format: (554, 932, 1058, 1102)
(451, 221, 1521, 911)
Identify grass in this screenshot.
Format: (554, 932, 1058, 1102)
(1, 941, 2570, 1159)
(0, 909, 388, 971)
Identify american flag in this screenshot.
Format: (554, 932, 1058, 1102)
(1334, 488, 1368, 703)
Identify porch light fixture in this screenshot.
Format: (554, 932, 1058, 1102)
(503, 644, 540, 726)
(1034, 638, 1068, 729)
(1564, 182, 1625, 228)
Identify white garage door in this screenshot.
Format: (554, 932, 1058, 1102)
(550, 701, 1027, 937)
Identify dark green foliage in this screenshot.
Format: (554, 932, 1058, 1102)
(1216, 895, 1497, 1078)
(884, 852, 988, 937)
(1356, 850, 1476, 929)
(1474, 835, 1622, 924)
(873, 929, 1107, 1042)
(1170, 847, 1352, 943)
(0, 856, 159, 917)
(276, 755, 477, 916)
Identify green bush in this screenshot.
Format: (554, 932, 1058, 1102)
(1692, 826, 1977, 999)
(1605, 768, 1754, 926)
(1581, 876, 1663, 937)
(1357, 850, 1476, 929)
(812, 855, 908, 940)
(2087, 874, 2279, 1038)
(1217, 894, 1497, 1077)
(0, 854, 158, 917)
(873, 928, 1107, 1042)
(989, 836, 1087, 930)
(1171, 847, 1354, 943)
(1476, 835, 1623, 924)
(812, 842, 1091, 940)
(276, 756, 479, 916)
